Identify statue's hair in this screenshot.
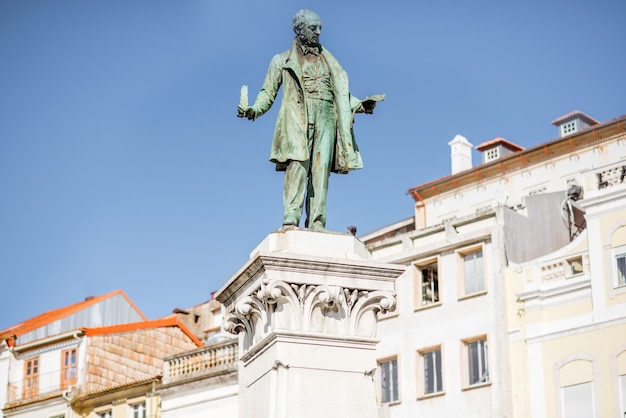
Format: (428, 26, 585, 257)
(292, 9, 319, 34)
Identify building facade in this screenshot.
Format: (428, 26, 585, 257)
(362, 112, 626, 417)
(506, 130, 626, 417)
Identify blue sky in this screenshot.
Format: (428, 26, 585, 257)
(1, 0, 624, 331)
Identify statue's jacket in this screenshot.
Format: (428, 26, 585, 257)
(253, 40, 363, 174)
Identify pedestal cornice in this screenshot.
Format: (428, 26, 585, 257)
(215, 230, 405, 353)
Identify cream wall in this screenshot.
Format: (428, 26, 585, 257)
(533, 323, 626, 418)
(506, 143, 626, 417)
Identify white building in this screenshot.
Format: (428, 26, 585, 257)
(362, 111, 626, 417)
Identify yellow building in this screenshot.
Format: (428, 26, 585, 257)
(507, 115, 626, 417)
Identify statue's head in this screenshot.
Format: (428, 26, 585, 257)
(293, 9, 322, 47)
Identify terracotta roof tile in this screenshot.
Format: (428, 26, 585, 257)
(475, 137, 524, 152)
(78, 375, 161, 398)
(551, 110, 600, 126)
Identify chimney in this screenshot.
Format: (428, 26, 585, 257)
(448, 135, 473, 174)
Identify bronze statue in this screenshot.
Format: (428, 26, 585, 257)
(238, 9, 383, 231)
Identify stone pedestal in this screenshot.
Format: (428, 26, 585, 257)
(215, 229, 405, 418)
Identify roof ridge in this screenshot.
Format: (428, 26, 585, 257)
(0, 289, 143, 339)
(83, 317, 203, 347)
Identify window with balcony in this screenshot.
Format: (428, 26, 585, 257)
(379, 357, 399, 403)
(463, 337, 489, 387)
(462, 248, 485, 296)
(418, 346, 443, 397)
(23, 357, 39, 399)
(61, 348, 77, 390)
(414, 260, 439, 308)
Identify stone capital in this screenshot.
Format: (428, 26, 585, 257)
(215, 230, 404, 352)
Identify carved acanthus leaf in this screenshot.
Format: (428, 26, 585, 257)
(256, 279, 283, 305)
(317, 284, 345, 309)
(223, 313, 249, 336)
(291, 283, 315, 302)
(343, 288, 368, 313)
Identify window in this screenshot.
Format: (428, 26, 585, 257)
(616, 252, 626, 287)
(415, 261, 439, 307)
(23, 357, 39, 399)
(463, 249, 485, 295)
(484, 147, 500, 162)
(97, 410, 112, 418)
(379, 358, 399, 403)
(210, 305, 223, 329)
(561, 382, 594, 418)
(561, 121, 577, 136)
(609, 231, 626, 295)
(418, 347, 443, 396)
(61, 348, 77, 390)
(129, 402, 146, 418)
(465, 337, 489, 386)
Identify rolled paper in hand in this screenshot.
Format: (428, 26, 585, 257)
(240, 85, 248, 108)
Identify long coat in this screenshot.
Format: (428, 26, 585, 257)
(252, 41, 363, 174)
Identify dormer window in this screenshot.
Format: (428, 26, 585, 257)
(475, 137, 524, 164)
(552, 110, 599, 138)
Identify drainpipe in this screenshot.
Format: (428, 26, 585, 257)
(147, 380, 159, 418)
(62, 386, 74, 418)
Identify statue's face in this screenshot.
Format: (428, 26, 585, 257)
(298, 14, 322, 46)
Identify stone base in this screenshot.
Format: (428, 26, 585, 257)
(239, 331, 379, 418)
(249, 228, 371, 261)
(216, 230, 405, 418)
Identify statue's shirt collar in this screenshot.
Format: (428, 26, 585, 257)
(296, 38, 322, 56)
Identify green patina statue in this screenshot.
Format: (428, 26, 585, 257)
(238, 9, 383, 231)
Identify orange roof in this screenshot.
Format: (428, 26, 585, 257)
(475, 137, 524, 152)
(0, 289, 147, 340)
(83, 317, 202, 347)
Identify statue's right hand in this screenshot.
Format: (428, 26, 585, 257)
(237, 105, 256, 120)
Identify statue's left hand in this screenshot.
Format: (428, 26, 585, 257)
(237, 105, 256, 120)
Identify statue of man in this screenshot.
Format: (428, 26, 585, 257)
(238, 9, 381, 231)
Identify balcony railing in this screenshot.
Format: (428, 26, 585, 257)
(540, 256, 585, 283)
(5, 369, 75, 406)
(163, 338, 238, 384)
(595, 164, 626, 190)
